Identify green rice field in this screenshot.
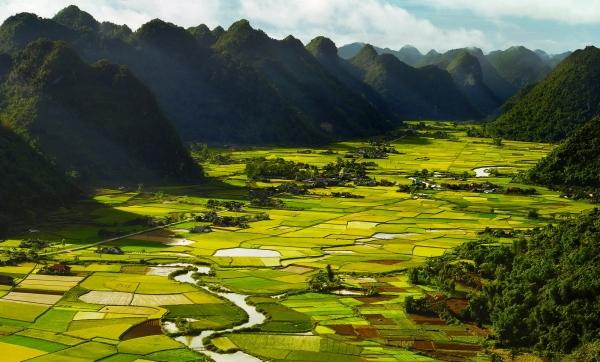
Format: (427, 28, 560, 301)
(0, 123, 592, 361)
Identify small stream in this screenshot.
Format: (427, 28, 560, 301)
(157, 264, 266, 362)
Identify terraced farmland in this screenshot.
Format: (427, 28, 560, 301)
(0, 123, 593, 361)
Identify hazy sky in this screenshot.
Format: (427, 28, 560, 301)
(0, 0, 597, 53)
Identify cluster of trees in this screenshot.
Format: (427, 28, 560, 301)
(528, 116, 600, 193)
(408, 209, 600, 356)
(308, 265, 341, 292)
(321, 158, 369, 181)
(405, 295, 458, 322)
(245, 157, 317, 181)
(19, 239, 49, 249)
(245, 157, 385, 186)
(206, 199, 244, 212)
(196, 211, 269, 228)
(441, 182, 501, 193)
(330, 192, 364, 199)
(248, 182, 310, 208)
(0, 249, 40, 266)
(505, 186, 538, 195)
(439, 182, 538, 195)
(190, 143, 235, 165)
(351, 144, 399, 159)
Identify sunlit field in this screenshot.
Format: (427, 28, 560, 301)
(0, 123, 591, 361)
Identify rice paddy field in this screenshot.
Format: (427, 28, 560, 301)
(0, 123, 593, 361)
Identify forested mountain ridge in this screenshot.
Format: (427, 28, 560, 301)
(305, 36, 396, 123)
(0, 124, 78, 234)
(439, 51, 501, 115)
(487, 46, 600, 142)
(0, 7, 394, 145)
(349, 44, 480, 120)
(340, 43, 565, 104)
(486, 46, 551, 90)
(214, 20, 393, 138)
(0, 39, 201, 184)
(527, 116, 600, 189)
(417, 47, 516, 103)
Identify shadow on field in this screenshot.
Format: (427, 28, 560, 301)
(147, 178, 248, 201)
(394, 137, 432, 145)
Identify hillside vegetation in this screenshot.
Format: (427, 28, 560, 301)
(486, 46, 551, 89)
(411, 209, 600, 356)
(349, 45, 479, 120)
(528, 116, 600, 189)
(0, 8, 394, 144)
(488, 46, 600, 141)
(0, 125, 77, 233)
(0, 39, 201, 184)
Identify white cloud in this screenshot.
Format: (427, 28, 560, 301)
(237, 0, 489, 51)
(0, 0, 490, 52)
(0, 0, 225, 29)
(421, 0, 600, 24)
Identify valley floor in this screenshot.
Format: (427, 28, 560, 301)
(0, 122, 592, 361)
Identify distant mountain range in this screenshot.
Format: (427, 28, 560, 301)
(339, 42, 570, 105)
(0, 6, 571, 148)
(347, 45, 479, 120)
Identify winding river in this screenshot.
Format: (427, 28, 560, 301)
(157, 264, 266, 362)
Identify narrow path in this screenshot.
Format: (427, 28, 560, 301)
(41, 218, 194, 256)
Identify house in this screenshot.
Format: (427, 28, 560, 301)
(40, 263, 72, 275)
(95, 246, 124, 255)
(190, 226, 212, 233)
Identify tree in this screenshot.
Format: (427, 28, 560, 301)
(308, 265, 341, 292)
(528, 209, 540, 219)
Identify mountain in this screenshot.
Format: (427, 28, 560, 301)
(0, 124, 77, 233)
(188, 24, 220, 47)
(339, 43, 423, 66)
(53, 4, 99, 32)
(305, 36, 395, 123)
(0, 53, 10, 78)
(338, 42, 366, 59)
(418, 47, 516, 102)
(487, 46, 600, 141)
(0, 8, 393, 144)
(124, 18, 318, 144)
(486, 46, 551, 89)
(535, 49, 572, 68)
(547, 51, 572, 68)
(0, 12, 76, 52)
(343, 44, 516, 103)
(0, 39, 201, 184)
(528, 116, 600, 188)
(348, 44, 479, 120)
(395, 45, 423, 66)
(214, 21, 392, 138)
(445, 51, 501, 115)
